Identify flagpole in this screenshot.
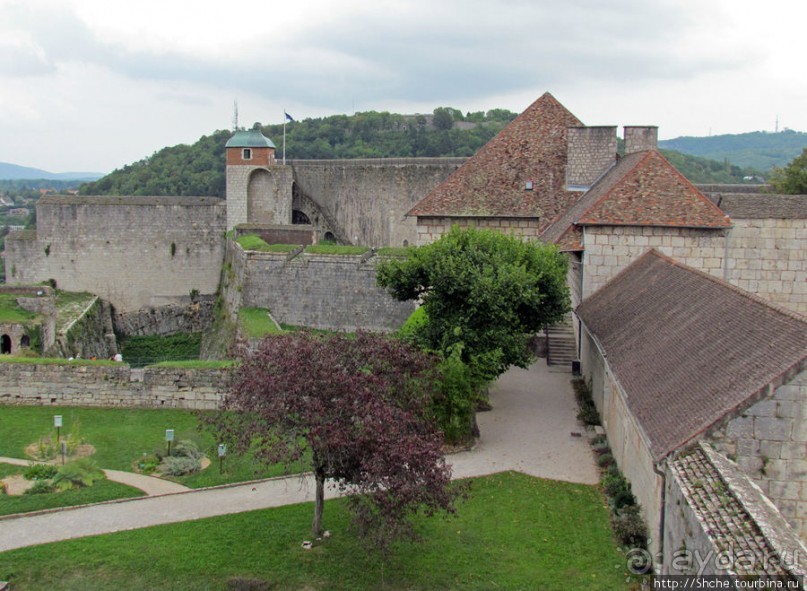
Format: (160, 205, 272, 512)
(283, 110, 286, 166)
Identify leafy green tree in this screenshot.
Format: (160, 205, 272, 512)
(378, 226, 570, 386)
(432, 107, 454, 131)
(769, 148, 807, 194)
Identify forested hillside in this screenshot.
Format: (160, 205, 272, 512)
(659, 129, 807, 170)
(80, 108, 764, 197)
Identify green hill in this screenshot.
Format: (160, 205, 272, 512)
(659, 129, 807, 171)
(80, 109, 767, 197)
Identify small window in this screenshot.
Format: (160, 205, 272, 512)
(242, 148, 252, 160)
(525, 181, 534, 191)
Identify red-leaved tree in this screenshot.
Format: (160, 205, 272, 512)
(207, 331, 460, 552)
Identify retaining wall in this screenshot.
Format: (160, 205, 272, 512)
(0, 362, 228, 410)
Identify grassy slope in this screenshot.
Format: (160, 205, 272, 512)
(0, 472, 631, 591)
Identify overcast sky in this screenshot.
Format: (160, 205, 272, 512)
(1, 0, 804, 173)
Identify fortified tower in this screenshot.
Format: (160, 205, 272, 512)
(225, 123, 293, 229)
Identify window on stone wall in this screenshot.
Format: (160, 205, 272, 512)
(243, 148, 252, 160)
(21, 335, 30, 348)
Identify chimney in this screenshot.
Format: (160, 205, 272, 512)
(566, 126, 618, 190)
(623, 126, 658, 154)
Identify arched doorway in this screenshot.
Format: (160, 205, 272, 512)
(323, 231, 336, 243)
(21, 335, 30, 349)
(292, 210, 311, 224)
(1, 335, 11, 354)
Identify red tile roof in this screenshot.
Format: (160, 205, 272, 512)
(577, 250, 807, 460)
(576, 151, 731, 228)
(407, 92, 582, 221)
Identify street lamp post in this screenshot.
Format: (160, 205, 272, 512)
(165, 429, 175, 457)
(218, 444, 227, 474)
(54, 415, 62, 447)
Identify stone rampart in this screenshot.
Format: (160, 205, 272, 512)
(5, 196, 226, 312)
(236, 246, 415, 331)
(0, 362, 228, 410)
(290, 158, 464, 247)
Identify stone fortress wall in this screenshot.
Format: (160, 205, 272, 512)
(5, 196, 227, 313)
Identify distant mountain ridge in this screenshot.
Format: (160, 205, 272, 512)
(658, 129, 807, 171)
(0, 161, 104, 181)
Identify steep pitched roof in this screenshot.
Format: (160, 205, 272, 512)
(576, 150, 731, 228)
(407, 92, 582, 221)
(576, 250, 807, 460)
(541, 151, 647, 249)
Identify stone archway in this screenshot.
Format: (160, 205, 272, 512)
(1, 334, 11, 354)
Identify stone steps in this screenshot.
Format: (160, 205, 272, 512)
(546, 314, 577, 368)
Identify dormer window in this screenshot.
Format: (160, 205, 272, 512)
(242, 148, 252, 160)
(525, 181, 534, 191)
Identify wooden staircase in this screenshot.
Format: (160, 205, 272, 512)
(546, 314, 577, 369)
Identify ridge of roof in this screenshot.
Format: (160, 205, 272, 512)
(576, 150, 732, 229)
(407, 92, 582, 221)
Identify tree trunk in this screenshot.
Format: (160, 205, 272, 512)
(312, 467, 325, 536)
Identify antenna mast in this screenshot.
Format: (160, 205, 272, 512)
(233, 100, 239, 131)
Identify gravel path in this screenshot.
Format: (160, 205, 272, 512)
(0, 361, 596, 553)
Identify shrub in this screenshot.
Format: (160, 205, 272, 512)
(592, 440, 611, 455)
(24, 479, 55, 495)
(161, 456, 202, 476)
(597, 453, 614, 469)
(52, 458, 105, 491)
(136, 453, 161, 475)
(23, 464, 58, 481)
(431, 348, 477, 445)
(171, 439, 202, 460)
(612, 505, 648, 548)
(601, 471, 635, 509)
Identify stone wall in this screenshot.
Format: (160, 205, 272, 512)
(291, 158, 464, 247)
(581, 226, 729, 299)
(52, 297, 116, 359)
(113, 298, 217, 337)
(0, 362, 228, 410)
(416, 216, 543, 246)
(727, 218, 807, 316)
(708, 368, 807, 540)
(580, 327, 664, 558)
(5, 196, 226, 312)
(233, 244, 415, 331)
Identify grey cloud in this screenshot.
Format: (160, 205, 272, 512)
(0, 0, 749, 112)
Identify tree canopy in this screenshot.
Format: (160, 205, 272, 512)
(377, 226, 570, 383)
(206, 331, 458, 553)
(768, 147, 807, 194)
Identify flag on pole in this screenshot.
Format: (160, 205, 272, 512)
(285, 112, 294, 122)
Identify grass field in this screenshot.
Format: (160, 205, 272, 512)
(0, 407, 292, 490)
(0, 472, 632, 590)
(0, 463, 144, 516)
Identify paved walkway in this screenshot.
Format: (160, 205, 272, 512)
(0, 457, 190, 496)
(0, 361, 597, 553)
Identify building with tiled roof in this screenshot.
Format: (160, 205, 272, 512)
(576, 249, 807, 561)
(408, 92, 584, 244)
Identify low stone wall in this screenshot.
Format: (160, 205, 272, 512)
(0, 362, 229, 410)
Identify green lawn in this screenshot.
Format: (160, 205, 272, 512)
(0, 293, 37, 323)
(0, 472, 632, 590)
(0, 463, 144, 516)
(238, 307, 283, 338)
(0, 407, 291, 489)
